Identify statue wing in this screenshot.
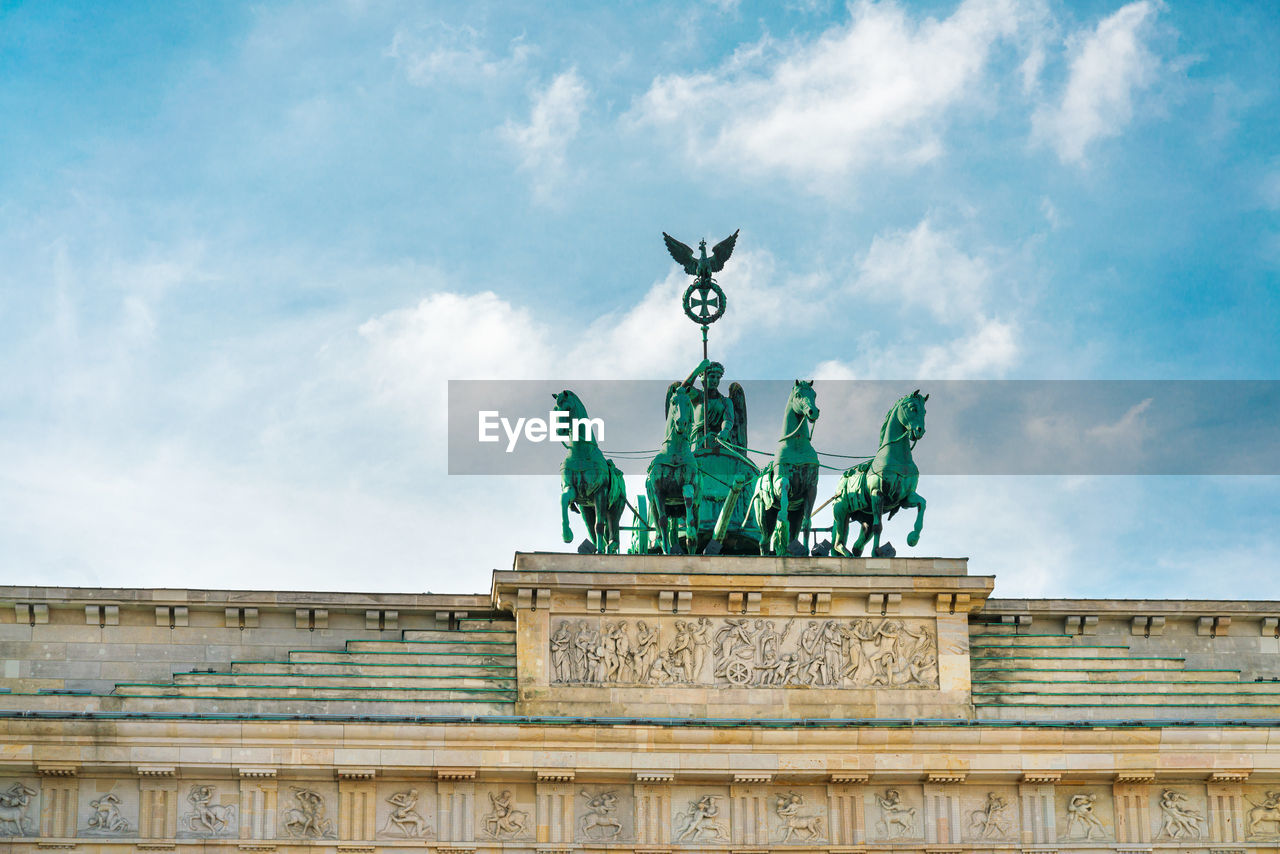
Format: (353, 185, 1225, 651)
(662, 233, 699, 275)
(728, 381, 747, 447)
(708, 229, 739, 273)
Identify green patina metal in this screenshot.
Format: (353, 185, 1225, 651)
(555, 230, 931, 557)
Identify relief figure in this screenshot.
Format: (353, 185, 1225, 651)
(675, 795, 728, 842)
(775, 791, 825, 842)
(875, 789, 916, 838)
(1156, 788, 1204, 839)
(184, 784, 237, 835)
(86, 793, 131, 834)
(1065, 792, 1106, 840)
(381, 789, 430, 838)
(0, 783, 35, 836)
(578, 790, 622, 840)
(484, 790, 529, 839)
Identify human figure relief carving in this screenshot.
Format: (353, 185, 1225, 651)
(551, 617, 937, 688)
(381, 789, 431, 838)
(1064, 792, 1106, 840)
(675, 796, 728, 842)
(578, 790, 622, 840)
(183, 784, 237, 835)
(875, 789, 917, 838)
(968, 792, 1012, 839)
(283, 787, 335, 839)
(483, 790, 529, 839)
(1156, 788, 1205, 839)
(85, 792, 131, 834)
(1248, 791, 1280, 838)
(0, 783, 35, 836)
(775, 791, 825, 842)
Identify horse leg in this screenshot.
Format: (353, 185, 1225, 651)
(903, 491, 926, 547)
(594, 491, 610, 554)
(648, 484, 667, 554)
(832, 496, 851, 556)
(775, 476, 791, 555)
(869, 489, 883, 556)
(561, 485, 576, 543)
(681, 483, 696, 553)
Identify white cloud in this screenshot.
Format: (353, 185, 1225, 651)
(503, 70, 590, 200)
(631, 0, 1049, 185)
(917, 316, 1018, 377)
(386, 24, 532, 86)
(1033, 1, 1162, 164)
(857, 220, 991, 321)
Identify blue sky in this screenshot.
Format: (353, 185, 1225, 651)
(1, 0, 1277, 597)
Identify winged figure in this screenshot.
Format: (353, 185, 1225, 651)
(663, 230, 739, 283)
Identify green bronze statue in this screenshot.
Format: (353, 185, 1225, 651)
(646, 385, 698, 554)
(831, 391, 928, 557)
(749, 381, 820, 556)
(553, 389, 626, 554)
(670, 358, 747, 453)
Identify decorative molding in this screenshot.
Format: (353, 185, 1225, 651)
(437, 768, 477, 781)
(237, 845, 276, 852)
(1209, 770, 1250, 783)
(337, 847, 376, 853)
(436, 847, 477, 854)
(732, 773, 773, 784)
(927, 771, 967, 784)
(830, 772, 870, 784)
(136, 844, 176, 850)
(1022, 772, 1062, 784)
(926, 847, 966, 854)
(136, 765, 176, 777)
(537, 847, 575, 854)
(536, 769, 576, 782)
(237, 767, 277, 778)
(635, 771, 674, 783)
(36, 764, 77, 777)
(1115, 771, 1156, 784)
(336, 767, 376, 780)
(35, 845, 76, 851)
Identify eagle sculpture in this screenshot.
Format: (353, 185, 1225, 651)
(662, 230, 739, 283)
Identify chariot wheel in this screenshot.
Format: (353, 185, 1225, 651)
(725, 660, 752, 685)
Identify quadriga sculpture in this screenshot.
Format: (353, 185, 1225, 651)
(832, 390, 928, 557)
(749, 380, 820, 556)
(554, 389, 626, 554)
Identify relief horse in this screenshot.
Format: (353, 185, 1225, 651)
(0, 783, 35, 836)
(749, 380, 820, 556)
(646, 385, 698, 553)
(832, 390, 927, 557)
(554, 389, 626, 554)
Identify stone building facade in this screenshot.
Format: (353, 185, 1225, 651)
(2, 553, 1279, 853)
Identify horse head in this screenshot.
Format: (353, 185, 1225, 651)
(789, 380, 820, 423)
(552, 389, 588, 423)
(881, 390, 927, 446)
(666, 386, 692, 438)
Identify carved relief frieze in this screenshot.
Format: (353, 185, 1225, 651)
(0, 781, 38, 836)
(178, 783, 238, 838)
(868, 786, 923, 841)
(771, 790, 827, 843)
(576, 786, 632, 842)
(674, 794, 729, 842)
(551, 616, 938, 688)
(963, 788, 1018, 842)
(1152, 786, 1207, 840)
(1057, 787, 1114, 842)
(79, 781, 136, 837)
(280, 785, 337, 839)
(480, 787, 532, 840)
(377, 787, 433, 839)
(1245, 786, 1280, 840)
